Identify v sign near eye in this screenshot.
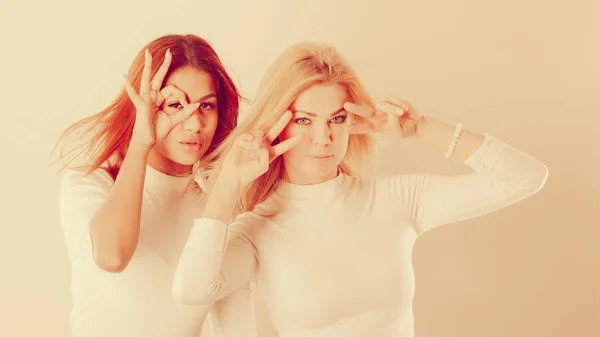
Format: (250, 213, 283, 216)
(200, 110, 304, 225)
(343, 96, 424, 138)
(219, 110, 304, 191)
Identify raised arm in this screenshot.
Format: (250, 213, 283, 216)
(173, 111, 303, 305)
(172, 214, 259, 305)
(61, 49, 198, 273)
(392, 132, 548, 234)
(345, 96, 548, 234)
(209, 283, 259, 337)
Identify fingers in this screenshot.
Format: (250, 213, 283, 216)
(155, 102, 199, 140)
(151, 49, 172, 91)
(140, 49, 152, 96)
(121, 75, 144, 106)
(270, 133, 303, 162)
(384, 96, 409, 111)
(234, 133, 261, 151)
(160, 84, 188, 109)
(169, 102, 200, 126)
(251, 129, 265, 142)
(376, 101, 405, 117)
(265, 110, 293, 144)
(343, 102, 375, 119)
(384, 96, 420, 120)
(257, 148, 269, 174)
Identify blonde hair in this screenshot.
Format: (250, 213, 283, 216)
(200, 42, 378, 217)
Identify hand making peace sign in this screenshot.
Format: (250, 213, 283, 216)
(343, 96, 424, 138)
(219, 110, 304, 189)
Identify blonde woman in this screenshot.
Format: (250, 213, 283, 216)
(172, 42, 549, 337)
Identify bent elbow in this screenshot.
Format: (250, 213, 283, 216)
(93, 251, 130, 273)
(527, 162, 549, 194)
(90, 239, 135, 273)
(172, 281, 215, 306)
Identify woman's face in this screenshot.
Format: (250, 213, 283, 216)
(148, 66, 219, 175)
(279, 83, 351, 185)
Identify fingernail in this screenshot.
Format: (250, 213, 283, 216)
(166, 48, 171, 56)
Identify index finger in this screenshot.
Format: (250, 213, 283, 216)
(270, 134, 303, 162)
(343, 102, 375, 119)
(151, 49, 172, 91)
(265, 110, 293, 144)
(140, 49, 153, 95)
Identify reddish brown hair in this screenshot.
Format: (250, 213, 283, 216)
(53, 34, 241, 180)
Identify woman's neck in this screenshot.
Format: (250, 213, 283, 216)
(282, 168, 339, 185)
(275, 167, 345, 200)
(147, 149, 193, 177)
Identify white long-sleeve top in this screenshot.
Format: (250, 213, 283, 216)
(173, 134, 549, 337)
(58, 164, 256, 337)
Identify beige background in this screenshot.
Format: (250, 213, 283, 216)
(0, 0, 598, 336)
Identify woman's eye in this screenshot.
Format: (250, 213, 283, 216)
(167, 102, 183, 109)
(294, 118, 311, 125)
(200, 102, 216, 111)
(331, 115, 347, 123)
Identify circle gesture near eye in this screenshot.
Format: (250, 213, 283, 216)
(122, 49, 199, 148)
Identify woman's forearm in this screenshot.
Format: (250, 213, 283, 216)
(202, 173, 244, 224)
(415, 116, 485, 162)
(89, 141, 150, 272)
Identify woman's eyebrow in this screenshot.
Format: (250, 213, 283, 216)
(291, 107, 346, 117)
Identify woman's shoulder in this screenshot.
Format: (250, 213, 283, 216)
(59, 166, 115, 194)
(233, 211, 268, 228)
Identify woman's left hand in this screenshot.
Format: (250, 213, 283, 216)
(343, 96, 423, 138)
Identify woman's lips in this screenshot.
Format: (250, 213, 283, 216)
(180, 140, 203, 152)
(312, 154, 334, 160)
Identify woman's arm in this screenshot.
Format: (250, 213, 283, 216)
(87, 142, 151, 272)
(172, 216, 259, 305)
(172, 174, 259, 305)
(210, 283, 259, 337)
(393, 118, 548, 234)
(345, 97, 548, 234)
(57, 142, 150, 273)
(414, 115, 485, 161)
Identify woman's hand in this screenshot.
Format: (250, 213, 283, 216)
(218, 110, 303, 191)
(343, 96, 423, 138)
(122, 49, 199, 149)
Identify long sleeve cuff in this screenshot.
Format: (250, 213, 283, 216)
(172, 218, 229, 305)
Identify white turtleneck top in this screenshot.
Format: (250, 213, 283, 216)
(58, 164, 255, 337)
(172, 134, 549, 337)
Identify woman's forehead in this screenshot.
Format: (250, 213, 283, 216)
(291, 83, 349, 115)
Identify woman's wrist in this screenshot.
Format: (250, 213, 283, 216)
(201, 173, 244, 223)
(412, 115, 485, 161)
(128, 140, 153, 157)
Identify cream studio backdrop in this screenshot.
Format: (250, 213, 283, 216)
(0, 0, 598, 336)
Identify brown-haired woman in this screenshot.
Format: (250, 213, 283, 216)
(55, 34, 254, 337)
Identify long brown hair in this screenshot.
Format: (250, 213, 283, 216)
(52, 34, 241, 180)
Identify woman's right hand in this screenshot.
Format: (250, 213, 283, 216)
(219, 110, 303, 190)
(122, 49, 200, 149)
